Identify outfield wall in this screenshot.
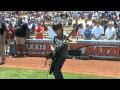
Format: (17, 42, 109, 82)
(25, 39, 120, 59)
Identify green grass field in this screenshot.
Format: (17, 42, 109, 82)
(0, 67, 116, 79)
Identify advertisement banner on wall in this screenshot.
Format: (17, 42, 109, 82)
(70, 42, 120, 59)
(26, 39, 53, 57)
(25, 39, 120, 59)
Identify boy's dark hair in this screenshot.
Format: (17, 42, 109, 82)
(52, 23, 62, 31)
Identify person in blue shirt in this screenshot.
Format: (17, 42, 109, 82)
(84, 24, 92, 40)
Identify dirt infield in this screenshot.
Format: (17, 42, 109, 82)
(0, 56, 120, 78)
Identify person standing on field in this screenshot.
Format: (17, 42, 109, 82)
(0, 22, 7, 64)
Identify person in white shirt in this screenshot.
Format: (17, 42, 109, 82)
(91, 20, 104, 40)
(78, 23, 85, 38)
(105, 21, 116, 40)
(11, 20, 16, 28)
(48, 25, 56, 39)
(62, 16, 67, 26)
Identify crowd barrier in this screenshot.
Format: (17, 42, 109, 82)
(24, 39, 120, 59)
(70, 40, 120, 59)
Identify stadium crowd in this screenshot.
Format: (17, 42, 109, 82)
(0, 11, 120, 40)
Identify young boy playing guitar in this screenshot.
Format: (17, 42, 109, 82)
(48, 23, 79, 79)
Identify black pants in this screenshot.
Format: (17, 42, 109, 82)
(52, 56, 66, 79)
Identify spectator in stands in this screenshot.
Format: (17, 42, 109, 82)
(71, 19, 79, 38)
(62, 16, 67, 26)
(0, 22, 7, 64)
(35, 22, 44, 39)
(105, 21, 116, 40)
(48, 25, 57, 39)
(31, 21, 36, 34)
(67, 17, 72, 26)
(42, 21, 48, 32)
(28, 21, 33, 34)
(78, 23, 85, 39)
(91, 20, 104, 40)
(116, 23, 120, 40)
(84, 24, 92, 40)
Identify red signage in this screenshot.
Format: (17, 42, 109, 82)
(25, 40, 120, 58)
(26, 41, 52, 57)
(85, 46, 120, 56)
(70, 43, 120, 57)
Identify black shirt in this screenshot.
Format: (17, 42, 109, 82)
(15, 27, 27, 37)
(53, 35, 68, 57)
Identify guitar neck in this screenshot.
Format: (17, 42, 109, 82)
(64, 30, 75, 41)
(55, 29, 77, 53)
